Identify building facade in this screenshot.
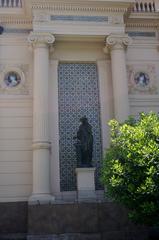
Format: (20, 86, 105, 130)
(0, 0, 159, 238)
(0, 0, 159, 203)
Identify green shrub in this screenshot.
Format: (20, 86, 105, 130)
(101, 112, 159, 226)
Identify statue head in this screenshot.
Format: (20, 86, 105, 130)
(80, 116, 88, 124)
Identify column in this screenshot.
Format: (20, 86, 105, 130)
(28, 32, 55, 204)
(104, 33, 132, 122)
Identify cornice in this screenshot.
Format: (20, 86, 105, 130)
(1, 1, 158, 29)
(0, 1, 131, 27)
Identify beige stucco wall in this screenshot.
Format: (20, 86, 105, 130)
(126, 35, 159, 115)
(0, 32, 159, 201)
(0, 34, 33, 202)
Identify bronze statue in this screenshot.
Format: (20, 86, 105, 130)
(74, 117, 93, 167)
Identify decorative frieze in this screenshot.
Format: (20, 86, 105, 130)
(33, 12, 124, 27)
(127, 64, 158, 94)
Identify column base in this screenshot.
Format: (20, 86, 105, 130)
(28, 194, 55, 205)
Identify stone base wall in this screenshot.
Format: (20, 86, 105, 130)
(0, 202, 28, 234)
(0, 233, 27, 240)
(27, 232, 149, 240)
(28, 202, 149, 240)
(0, 201, 150, 240)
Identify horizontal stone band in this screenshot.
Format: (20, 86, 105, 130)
(32, 141, 51, 150)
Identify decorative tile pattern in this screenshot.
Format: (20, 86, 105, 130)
(58, 63, 102, 191)
(51, 15, 108, 22)
(127, 32, 156, 38)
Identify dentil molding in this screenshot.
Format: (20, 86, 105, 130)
(32, 1, 129, 13)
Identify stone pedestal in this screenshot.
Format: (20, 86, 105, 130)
(75, 168, 96, 201)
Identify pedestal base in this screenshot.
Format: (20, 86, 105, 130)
(28, 194, 55, 205)
(75, 167, 96, 201)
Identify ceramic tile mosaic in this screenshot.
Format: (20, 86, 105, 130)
(127, 31, 156, 37)
(51, 15, 108, 22)
(58, 63, 103, 191)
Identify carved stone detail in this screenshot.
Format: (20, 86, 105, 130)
(106, 33, 132, 50)
(127, 64, 158, 94)
(111, 16, 124, 25)
(33, 12, 50, 23)
(28, 32, 55, 47)
(0, 64, 30, 95)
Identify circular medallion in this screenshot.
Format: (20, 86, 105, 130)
(134, 72, 150, 87)
(4, 71, 21, 87)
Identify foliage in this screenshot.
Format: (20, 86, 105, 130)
(101, 112, 159, 226)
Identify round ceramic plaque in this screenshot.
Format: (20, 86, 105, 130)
(134, 72, 150, 87)
(4, 71, 21, 87)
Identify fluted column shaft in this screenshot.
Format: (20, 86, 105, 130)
(105, 34, 131, 122)
(28, 32, 55, 204)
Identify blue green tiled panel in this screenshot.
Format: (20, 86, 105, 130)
(58, 63, 103, 191)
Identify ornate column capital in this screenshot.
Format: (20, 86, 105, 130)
(28, 31, 55, 48)
(105, 33, 132, 51)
